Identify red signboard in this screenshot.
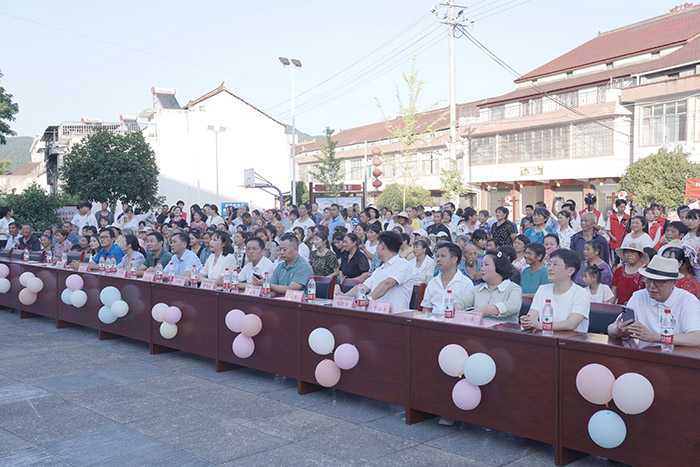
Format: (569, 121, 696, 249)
(686, 178, 700, 200)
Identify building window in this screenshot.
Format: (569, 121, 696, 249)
(419, 151, 441, 175)
(556, 91, 578, 109)
(348, 158, 363, 180)
(498, 126, 570, 164)
(469, 136, 497, 165)
(383, 155, 396, 178)
(573, 120, 614, 159)
(606, 62, 614, 70)
(641, 100, 687, 146)
(490, 105, 505, 121)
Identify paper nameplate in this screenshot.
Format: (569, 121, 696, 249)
(368, 300, 392, 314)
(332, 296, 354, 309)
(284, 290, 304, 302)
(171, 276, 187, 287)
(142, 271, 155, 281)
(78, 263, 88, 272)
(114, 270, 127, 278)
(244, 285, 261, 297)
(200, 279, 217, 290)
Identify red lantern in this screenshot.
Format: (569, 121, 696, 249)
(372, 155, 382, 166)
(372, 179, 382, 189)
(371, 147, 381, 156)
(372, 168, 382, 177)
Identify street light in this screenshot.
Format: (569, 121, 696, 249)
(207, 125, 226, 200)
(279, 56, 302, 205)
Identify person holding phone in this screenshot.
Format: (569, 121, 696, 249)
(237, 237, 274, 286)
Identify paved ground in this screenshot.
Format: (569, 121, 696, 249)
(0, 309, 620, 466)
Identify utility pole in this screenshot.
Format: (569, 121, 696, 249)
(279, 57, 302, 205)
(447, 0, 457, 161)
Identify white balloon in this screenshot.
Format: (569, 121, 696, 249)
(99, 286, 121, 306)
(70, 290, 88, 308)
(464, 353, 497, 386)
(151, 303, 168, 322)
(438, 344, 468, 378)
(612, 373, 655, 415)
(60, 288, 73, 305)
(308, 327, 335, 355)
(19, 271, 35, 287)
(0, 278, 10, 293)
(111, 300, 129, 318)
(98, 306, 117, 324)
(588, 410, 627, 449)
(26, 277, 44, 294)
(160, 322, 178, 339)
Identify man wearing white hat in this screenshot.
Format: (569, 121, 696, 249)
(608, 255, 700, 347)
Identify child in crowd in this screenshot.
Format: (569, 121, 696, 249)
(584, 264, 615, 303)
(612, 243, 646, 305)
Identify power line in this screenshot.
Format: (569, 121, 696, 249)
(470, 0, 533, 21)
(469, 0, 533, 21)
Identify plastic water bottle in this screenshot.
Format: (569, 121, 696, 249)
(22, 248, 29, 261)
(99, 257, 106, 272)
(661, 308, 675, 352)
(154, 263, 163, 282)
(45, 250, 53, 264)
(443, 289, 455, 319)
(262, 272, 271, 296)
(223, 268, 232, 291)
(129, 261, 137, 279)
(61, 252, 68, 266)
(542, 299, 554, 335)
(307, 278, 316, 301)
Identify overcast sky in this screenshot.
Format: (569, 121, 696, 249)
(0, 0, 684, 137)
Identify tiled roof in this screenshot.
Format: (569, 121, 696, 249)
(518, 5, 700, 81)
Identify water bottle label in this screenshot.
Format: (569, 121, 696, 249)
(661, 331, 673, 345)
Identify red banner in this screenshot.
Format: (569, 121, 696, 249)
(686, 178, 700, 200)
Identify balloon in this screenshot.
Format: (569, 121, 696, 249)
(0, 278, 10, 293)
(333, 343, 359, 370)
(0, 263, 9, 278)
(60, 288, 73, 305)
(225, 309, 245, 333)
(452, 380, 481, 410)
(612, 373, 654, 415)
(70, 290, 88, 308)
(98, 306, 117, 324)
(18, 288, 37, 306)
(308, 328, 335, 355)
(19, 272, 35, 287)
(111, 300, 129, 318)
(576, 363, 615, 405)
(438, 344, 468, 378)
(151, 303, 168, 322)
(65, 274, 84, 291)
(26, 277, 44, 294)
(464, 353, 496, 386)
(159, 322, 178, 339)
(315, 359, 341, 388)
(232, 334, 255, 358)
(241, 314, 262, 337)
(588, 410, 626, 449)
(163, 306, 182, 324)
(99, 286, 121, 306)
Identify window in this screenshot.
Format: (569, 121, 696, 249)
(348, 158, 363, 180)
(521, 98, 542, 116)
(418, 151, 442, 175)
(606, 62, 614, 70)
(641, 99, 687, 146)
(498, 126, 570, 164)
(383, 155, 396, 178)
(556, 91, 578, 109)
(469, 136, 497, 165)
(573, 120, 614, 159)
(490, 105, 505, 121)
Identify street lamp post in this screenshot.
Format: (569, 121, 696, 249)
(279, 56, 302, 205)
(207, 125, 226, 200)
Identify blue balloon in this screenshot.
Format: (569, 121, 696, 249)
(588, 410, 626, 449)
(99, 286, 121, 306)
(61, 288, 73, 306)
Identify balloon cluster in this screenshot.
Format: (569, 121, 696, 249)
(225, 309, 263, 359)
(97, 286, 129, 324)
(438, 344, 496, 411)
(0, 263, 10, 293)
(61, 274, 88, 308)
(18, 271, 44, 305)
(151, 303, 183, 339)
(576, 363, 655, 449)
(308, 327, 360, 388)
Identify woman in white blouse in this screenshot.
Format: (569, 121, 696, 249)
(557, 210, 575, 250)
(201, 231, 237, 282)
(118, 234, 146, 270)
(409, 238, 435, 284)
(621, 215, 654, 250)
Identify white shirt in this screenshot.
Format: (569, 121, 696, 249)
(473, 279, 522, 322)
(587, 284, 614, 303)
(206, 215, 225, 227)
(621, 232, 654, 251)
(569, 214, 582, 233)
(0, 217, 14, 240)
(237, 256, 274, 283)
(201, 252, 237, 281)
(627, 287, 700, 336)
(363, 254, 414, 312)
(4, 234, 20, 251)
(298, 242, 310, 261)
(421, 270, 474, 313)
(558, 227, 575, 250)
(71, 212, 98, 230)
(364, 240, 378, 256)
(293, 217, 316, 232)
(531, 283, 591, 333)
(409, 255, 436, 284)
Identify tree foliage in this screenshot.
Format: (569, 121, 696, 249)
(620, 147, 700, 209)
(0, 70, 19, 145)
(377, 183, 431, 212)
(310, 127, 343, 195)
(1, 183, 63, 232)
(440, 160, 462, 204)
(60, 130, 159, 210)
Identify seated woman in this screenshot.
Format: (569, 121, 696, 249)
(339, 233, 370, 282)
(200, 231, 237, 283)
(309, 234, 338, 278)
(409, 238, 434, 284)
(472, 251, 522, 322)
(118, 234, 146, 270)
(521, 249, 591, 332)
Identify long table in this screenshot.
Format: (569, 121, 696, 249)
(1, 258, 698, 466)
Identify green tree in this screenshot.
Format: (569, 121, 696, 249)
(310, 127, 342, 195)
(377, 183, 431, 212)
(60, 130, 159, 210)
(294, 180, 308, 205)
(0, 160, 11, 175)
(0, 70, 19, 144)
(620, 147, 700, 209)
(1, 183, 62, 232)
(440, 160, 462, 204)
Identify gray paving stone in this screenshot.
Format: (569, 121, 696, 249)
(63, 382, 152, 408)
(28, 371, 115, 395)
(222, 442, 346, 467)
(0, 446, 69, 466)
(173, 385, 296, 420)
(364, 411, 458, 443)
(84, 394, 182, 424)
(96, 361, 166, 384)
(370, 444, 487, 466)
(94, 442, 214, 467)
(238, 408, 348, 442)
(304, 390, 403, 423)
(0, 383, 48, 405)
(208, 367, 297, 394)
(0, 428, 34, 457)
(260, 385, 335, 409)
(128, 374, 224, 396)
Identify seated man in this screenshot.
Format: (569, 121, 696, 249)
(608, 256, 700, 346)
(237, 237, 275, 286)
(269, 233, 313, 296)
(421, 242, 474, 314)
(163, 232, 202, 275)
(89, 228, 125, 267)
(142, 231, 172, 270)
(16, 224, 41, 251)
(4, 222, 20, 251)
(521, 249, 590, 332)
(341, 231, 414, 312)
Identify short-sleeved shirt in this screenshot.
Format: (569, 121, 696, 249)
(144, 249, 173, 269)
(92, 244, 125, 264)
(310, 249, 338, 277)
(473, 279, 523, 322)
(427, 223, 452, 241)
(271, 255, 313, 291)
(164, 249, 202, 275)
(612, 266, 645, 305)
(340, 250, 370, 279)
(627, 287, 700, 335)
(238, 256, 274, 283)
(570, 232, 611, 265)
(363, 254, 414, 312)
(421, 271, 474, 313)
(574, 259, 612, 287)
(520, 266, 550, 294)
(491, 220, 517, 247)
(531, 283, 591, 333)
(587, 284, 614, 303)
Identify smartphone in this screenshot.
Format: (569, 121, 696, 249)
(621, 307, 635, 324)
(252, 273, 262, 280)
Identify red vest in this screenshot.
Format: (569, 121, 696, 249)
(608, 213, 629, 250)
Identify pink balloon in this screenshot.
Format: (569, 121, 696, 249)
(315, 359, 341, 388)
(65, 274, 84, 291)
(241, 314, 262, 337)
(452, 380, 481, 410)
(18, 288, 37, 306)
(225, 309, 246, 333)
(333, 343, 359, 370)
(576, 363, 615, 405)
(163, 306, 182, 324)
(612, 372, 655, 415)
(232, 334, 255, 358)
(0, 263, 9, 278)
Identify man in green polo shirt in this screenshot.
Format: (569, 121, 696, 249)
(142, 231, 172, 270)
(270, 232, 312, 296)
